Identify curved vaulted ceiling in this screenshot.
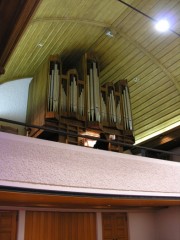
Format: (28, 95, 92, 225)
(0, 0, 180, 144)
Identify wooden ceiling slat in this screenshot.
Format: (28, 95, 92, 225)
(161, 52, 180, 69)
(124, 0, 158, 38)
(124, 62, 157, 82)
(132, 77, 173, 103)
(135, 112, 180, 139)
(100, 47, 142, 81)
(98, 39, 131, 71)
(146, 0, 177, 18)
(132, 83, 176, 110)
(121, 55, 152, 76)
(130, 71, 164, 96)
(128, 64, 160, 84)
(152, 39, 179, 59)
(113, 0, 145, 28)
(134, 103, 180, 129)
(133, 93, 179, 122)
(169, 63, 180, 77)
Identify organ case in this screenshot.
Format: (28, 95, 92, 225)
(26, 53, 134, 151)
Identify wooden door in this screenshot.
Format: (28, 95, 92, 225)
(0, 211, 17, 240)
(102, 213, 128, 240)
(25, 211, 96, 240)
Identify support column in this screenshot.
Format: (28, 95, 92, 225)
(96, 212, 103, 240)
(17, 210, 26, 240)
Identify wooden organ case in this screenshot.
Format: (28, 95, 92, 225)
(26, 53, 134, 152)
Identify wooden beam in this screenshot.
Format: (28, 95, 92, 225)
(0, 189, 180, 209)
(0, 0, 41, 74)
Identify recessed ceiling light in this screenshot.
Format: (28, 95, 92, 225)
(155, 19, 170, 32)
(37, 43, 44, 47)
(105, 30, 114, 38)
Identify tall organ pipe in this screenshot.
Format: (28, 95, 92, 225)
(125, 86, 133, 130)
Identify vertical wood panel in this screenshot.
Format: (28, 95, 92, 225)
(0, 211, 18, 240)
(102, 213, 128, 240)
(25, 211, 96, 240)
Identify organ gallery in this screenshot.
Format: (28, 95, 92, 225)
(26, 53, 134, 152)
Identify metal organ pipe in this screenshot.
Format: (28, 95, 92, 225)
(116, 99, 121, 124)
(125, 86, 133, 130)
(123, 89, 129, 130)
(78, 85, 84, 116)
(109, 89, 116, 123)
(90, 68, 94, 121)
(60, 80, 67, 112)
(112, 91, 116, 123)
(101, 93, 107, 122)
(87, 75, 91, 120)
(53, 63, 59, 112)
(73, 76, 77, 112)
(93, 62, 100, 122)
(48, 61, 60, 112)
(87, 61, 101, 122)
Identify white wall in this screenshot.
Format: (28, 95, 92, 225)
(1, 132, 180, 197)
(128, 212, 156, 240)
(156, 207, 180, 240)
(0, 78, 32, 122)
(0, 78, 32, 135)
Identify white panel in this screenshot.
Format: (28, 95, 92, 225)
(0, 132, 180, 197)
(0, 78, 32, 122)
(128, 212, 156, 240)
(17, 210, 26, 240)
(156, 207, 180, 240)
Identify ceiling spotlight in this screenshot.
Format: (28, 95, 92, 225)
(37, 43, 44, 47)
(155, 19, 170, 32)
(105, 29, 114, 38)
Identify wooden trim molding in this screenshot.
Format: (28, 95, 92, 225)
(0, 188, 180, 209)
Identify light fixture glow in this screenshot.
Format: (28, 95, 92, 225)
(155, 19, 170, 32)
(37, 43, 44, 47)
(105, 30, 114, 38)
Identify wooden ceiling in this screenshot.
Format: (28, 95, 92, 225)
(0, 0, 179, 145)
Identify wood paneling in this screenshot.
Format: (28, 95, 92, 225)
(25, 211, 96, 240)
(102, 213, 128, 240)
(0, 211, 17, 240)
(0, 189, 180, 209)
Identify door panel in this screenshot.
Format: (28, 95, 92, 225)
(102, 214, 114, 240)
(25, 211, 96, 240)
(102, 213, 128, 240)
(116, 214, 128, 240)
(0, 211, 17, 240)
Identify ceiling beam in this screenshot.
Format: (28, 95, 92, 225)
(0, 188, 180, 209)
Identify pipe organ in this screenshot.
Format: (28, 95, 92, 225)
(87, 60, 100, 122)
(26, 53, 134, 152)
(48, 60, 60, 112)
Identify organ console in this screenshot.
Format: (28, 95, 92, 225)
(26, 53, 134, 152)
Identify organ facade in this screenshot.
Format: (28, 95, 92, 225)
(26, 53, 134, 152)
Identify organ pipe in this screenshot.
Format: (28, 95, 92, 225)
(47, 57, 133, 133)
(87, 61, 101, 122)
(48, 61, 60, 112)
(125, 86, 133, 130)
